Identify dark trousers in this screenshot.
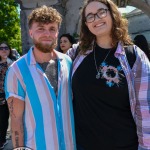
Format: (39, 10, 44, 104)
(0, 102, 9, 143)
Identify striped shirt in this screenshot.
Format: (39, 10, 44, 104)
(67, 42, 150, 150)
(5, 47, 76, 150)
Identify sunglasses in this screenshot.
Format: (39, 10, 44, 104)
(0, 47, 9, 51)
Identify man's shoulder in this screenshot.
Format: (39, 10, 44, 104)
(9, 54, 27, 69)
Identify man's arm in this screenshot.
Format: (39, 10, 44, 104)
(7, 97, 25, 148)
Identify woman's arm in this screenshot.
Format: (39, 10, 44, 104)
(134, 47, 150, 150)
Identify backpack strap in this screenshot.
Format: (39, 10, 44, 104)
(124, 45, 136, 69)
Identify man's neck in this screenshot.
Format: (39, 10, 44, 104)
(33, 47, 56, 63)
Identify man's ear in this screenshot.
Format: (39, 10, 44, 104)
(29, 30, 33, 39)
(85, 22, 87, 26)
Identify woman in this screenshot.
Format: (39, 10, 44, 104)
(0, 42, 13, 149)
(67, 0, 150, 150)
(59, 33, 76, 53)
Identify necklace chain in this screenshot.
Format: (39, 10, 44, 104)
(94, 45, 111, 79)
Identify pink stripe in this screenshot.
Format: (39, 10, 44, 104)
(63, 81, 73, 149)
(25, 96, 36, 149)
(41, 77, 59, 149)
(60, 60, 74, 149)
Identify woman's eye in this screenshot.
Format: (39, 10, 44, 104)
(87, 15, 94, 19)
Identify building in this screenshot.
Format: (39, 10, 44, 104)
(126, 8, 150, 48)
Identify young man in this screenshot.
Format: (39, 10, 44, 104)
(5, 5, 76, 150)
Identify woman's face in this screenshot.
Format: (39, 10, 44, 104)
(85, 1, 112, 38)
(0, 43, 10, 59)
(60, 37, 72, 53)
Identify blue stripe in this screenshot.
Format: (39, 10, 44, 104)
(17, 79, 25, 99)
(57, 60, 66, 150)
(64, 57, 76, 149)
(17, 58, 46, 149)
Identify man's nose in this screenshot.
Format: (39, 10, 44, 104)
(43, 30, 51, 35)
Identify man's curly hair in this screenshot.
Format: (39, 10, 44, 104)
(28, 5, 62, 29)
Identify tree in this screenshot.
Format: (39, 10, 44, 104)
(0, 0, 21, 54)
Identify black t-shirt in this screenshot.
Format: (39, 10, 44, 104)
(72, 44, 138, 150)
(38, 59, 58, 95)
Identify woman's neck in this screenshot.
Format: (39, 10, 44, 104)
(62, 49, 68, 54)
(0, 57, 7, 63)
(96, 36, 112, 49)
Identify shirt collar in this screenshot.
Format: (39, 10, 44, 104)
(115, 41, 125, 56)
(26, 47, 64, 66)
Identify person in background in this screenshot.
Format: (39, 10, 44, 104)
(59, 33, 76, 53)
(0, 41, 13, 149)
(5, 5, 76, 150)
(134, 34, 150, 60)
(67, 0, 150, 149)
(11, 48, 20, 60)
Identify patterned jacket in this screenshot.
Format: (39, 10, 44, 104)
(67, 42, 150, 150)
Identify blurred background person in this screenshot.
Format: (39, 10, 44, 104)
(0, 41, 13, 149)
(134, 34, 150, 60)
(59, 33, 76, 53)
(11, 48, 20, 60)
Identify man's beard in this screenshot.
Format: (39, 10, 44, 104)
(33, 38, 57, 53)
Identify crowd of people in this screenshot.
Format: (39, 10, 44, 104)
(1, 0, 150, 150)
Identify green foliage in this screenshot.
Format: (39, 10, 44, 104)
(0, 0, 22, 54)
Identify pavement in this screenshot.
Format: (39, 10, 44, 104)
(2, 117, 13, 150)
(3, 131, 13, 150)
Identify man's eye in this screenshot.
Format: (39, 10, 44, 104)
(51, 28, 56, 31)
(38, 28, 44, 31)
